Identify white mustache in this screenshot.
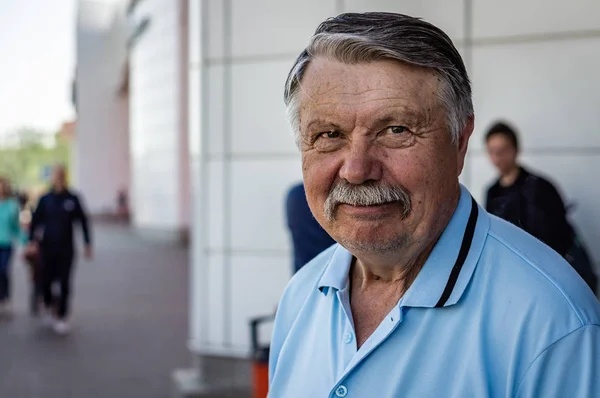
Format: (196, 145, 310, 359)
(324, 181, 412, 221)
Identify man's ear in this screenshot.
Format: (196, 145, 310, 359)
(457, 115, 474, 175)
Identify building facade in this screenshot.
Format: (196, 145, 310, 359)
(75, 0, 130, 216)
(128, 0, 191, 238)
(75, 0, 190, 236)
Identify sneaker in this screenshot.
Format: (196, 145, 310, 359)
(53, 320, 70, 335)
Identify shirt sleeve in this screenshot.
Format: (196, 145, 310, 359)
(29, 196, 45, 242)
(74, 195, 91, 245)
(515, 324, 600, 398)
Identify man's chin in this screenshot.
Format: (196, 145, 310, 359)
(337, 235, 408, 255)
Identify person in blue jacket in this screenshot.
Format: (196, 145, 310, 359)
(0, 177, 25, 317)
(285, 182, 335, 274)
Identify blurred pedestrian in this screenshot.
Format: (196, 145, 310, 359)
(485, 121, 597, 292)
(27, 165, 92, 334)
(285, 182, 335, 274)
(0, 177, 23, 317)
(116, 188, 129, 221)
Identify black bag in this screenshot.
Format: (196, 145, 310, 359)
(521, 180, 598, 294)
(564, 231, 598, 295)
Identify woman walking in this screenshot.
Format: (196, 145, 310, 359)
(0, 177, 22, 317)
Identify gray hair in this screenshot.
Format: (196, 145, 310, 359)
(284, 12, 473, 146)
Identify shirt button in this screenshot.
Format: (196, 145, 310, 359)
(335, 385, 348, 397)
(343, 333, 353, 344)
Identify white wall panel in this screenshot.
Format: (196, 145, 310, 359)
(471, 38, 600, 151)
(207, 254, 226, 347)
(344, 0, 465, 42)
(75, 1, 129, 214)
(129, 0, 188, 231)
(188, 0, 202, 65)
(230, 159, 302, 251)
(188, 66, 201, 158)
(207, 65, 225, 156)
(131, 154, 179, 228)
(229, 255, 291, 350)
(473, 0, 600, 39)
(207, 0, 225, 60)
(207, 160, 225, 250)
(464, 152, 500, 206)
(230, 60, 298, 155)
(231, 0, 337, 57)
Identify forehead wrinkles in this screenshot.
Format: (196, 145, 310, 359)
(300, 80, 441, 132)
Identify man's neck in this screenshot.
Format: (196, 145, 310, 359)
(499, 166, 520, 187)
(350, 187, 460, 293)
(351, 241, 434, 295)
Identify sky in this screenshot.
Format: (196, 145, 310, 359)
(0, 0, 78, 136)
(0, 0, 122, 137)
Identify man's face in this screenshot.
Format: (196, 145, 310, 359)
(486, 134, 517, 175)
(52, 167, 67, 190)
(298, 58, 471, 255)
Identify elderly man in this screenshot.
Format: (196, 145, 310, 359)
(268, 12, 600, 398)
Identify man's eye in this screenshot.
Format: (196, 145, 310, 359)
(320, 130, 341, 139)
(387, 126, 407, 134)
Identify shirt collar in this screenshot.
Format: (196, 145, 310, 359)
(317, 184, 489, 308)
(317, 244, 354, 294)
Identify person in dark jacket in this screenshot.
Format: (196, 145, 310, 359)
(485, 122, 571, 256)
(485, 121, 597, 292)
(286, 182, 335, 274)
(27, 165, 92, 334)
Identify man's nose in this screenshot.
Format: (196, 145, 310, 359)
(338, 140, 382, 184)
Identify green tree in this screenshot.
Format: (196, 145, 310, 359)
(0, 127, 71, 191)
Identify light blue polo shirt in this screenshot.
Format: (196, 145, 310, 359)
(269, 185, 600, 398)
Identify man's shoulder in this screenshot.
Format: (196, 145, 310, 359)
(38, 192, 52, 202)
(521, 168, 560, 193)
(6, 197, 19, 207)
(485, 179, 501, 193)
(65, 189, 81, 199)
(286, 183, 305, 199)
(285, 183, 307, 211)
(284, 244, 338, 298)
(2, 198, 20, 213)
(62, 190, 84, 205)
(273, 245, 337, 337)
(483, 215, 600, 325)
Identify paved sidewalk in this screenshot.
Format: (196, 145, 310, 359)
(0, 222, 190, 398)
